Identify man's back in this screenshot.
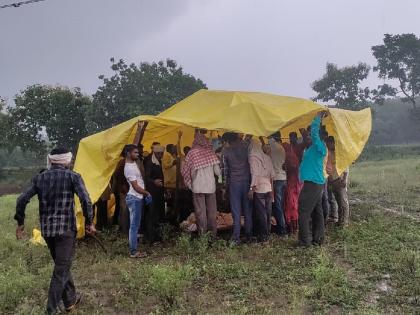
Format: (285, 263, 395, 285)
(222, 141, 250, 183)
(15, 165, 92, 237)
(299, 116, 327, 185)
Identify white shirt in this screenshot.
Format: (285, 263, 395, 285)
(191, 164, 221, 194)
(269, 139, 287, 181)
(124, 161, 145, 199)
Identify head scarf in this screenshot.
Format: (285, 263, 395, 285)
(151, 145, 165, 165)
(192, 132, 213, 150)
(152, 145, 165, 153)
(47, 152, 73, 170)
(248, 139, 273, 177)
(181, 132, 219, 188)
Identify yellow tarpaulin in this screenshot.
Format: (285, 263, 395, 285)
(30, 228, 47, 246)
(73, 89, 371, 237)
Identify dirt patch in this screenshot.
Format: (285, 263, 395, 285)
(0, 185, 21, 196)
(366, 274, 393, 307)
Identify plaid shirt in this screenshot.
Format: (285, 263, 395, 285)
(15, 165, 93, 237)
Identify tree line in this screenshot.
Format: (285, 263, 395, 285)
(312, 33, 420, 111)
(1, 33, 419, 160)
(0, 59, 206, 156)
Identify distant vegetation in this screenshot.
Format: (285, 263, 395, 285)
(369, 99, 420, 145)
(359, 144, 420, 161)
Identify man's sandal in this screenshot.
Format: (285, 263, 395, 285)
(129, 251, 148, 259)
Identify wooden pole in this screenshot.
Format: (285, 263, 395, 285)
(174, 130, 183, 217)
(134, 121, 148, 146)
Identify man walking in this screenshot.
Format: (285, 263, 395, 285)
(14, 147, 95, 314)
(298, 112, 328, 247)
(268, 131, 288, 237)
(222, 132, 252, 244)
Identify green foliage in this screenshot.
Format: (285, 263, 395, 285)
(372, 33, 420, 108)
(86, 58, 207, 133)
(0, 99, 13, 153)
(7, 85, 91, 154)
(312, 62, 371, 110)
(147, 263, 198, 307)
(0, 147, 44, 168)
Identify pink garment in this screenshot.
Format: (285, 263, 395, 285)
(326, 150, 334, 176)
(249, 140, 274, 193)
(282, 143, 303, 233)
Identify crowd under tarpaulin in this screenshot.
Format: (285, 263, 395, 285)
(72, 89, 372, 238)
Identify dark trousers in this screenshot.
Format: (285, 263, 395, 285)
(328, 184, 338, 221)
(44, 230, 77, 314)
(322, 183, 330, 224)
(229, 180, 253, 241)
(95, 200, 108, 230)
(145, 193, 165, 243)
(112, 192, 121, 225)
(298, 181, 325, 246)
(253, 192, 272, 241)
(331, 181, 350, 226)
(272, 180, 287, 235)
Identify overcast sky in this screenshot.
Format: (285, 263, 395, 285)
(1, 0, 419, 104)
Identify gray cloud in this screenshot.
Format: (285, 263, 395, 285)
(1, 0, 419, 103)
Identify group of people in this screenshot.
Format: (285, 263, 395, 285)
(13, 111, 350, 314)
(119, 111, 350, 256)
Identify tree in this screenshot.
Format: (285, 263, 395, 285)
(372, 33, 420, 108)
(0, 98, 10, 150)
(311, 62, 371, 110)
(87, 58, 207, 133)
(8, 85, 91, 154)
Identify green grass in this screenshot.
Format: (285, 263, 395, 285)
(0, 157, 419, 314)
(358, 144, 420, 161)
(350, 158, 420, 215)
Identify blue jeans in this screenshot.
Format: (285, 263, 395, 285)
(229, 180, 252, 242)
(273, 180, 287, 235)
(126, 194, 144, 255)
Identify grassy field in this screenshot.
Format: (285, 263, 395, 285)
(0, 158, 419, 315)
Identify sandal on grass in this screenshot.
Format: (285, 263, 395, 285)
(129, 251, 148, 259)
